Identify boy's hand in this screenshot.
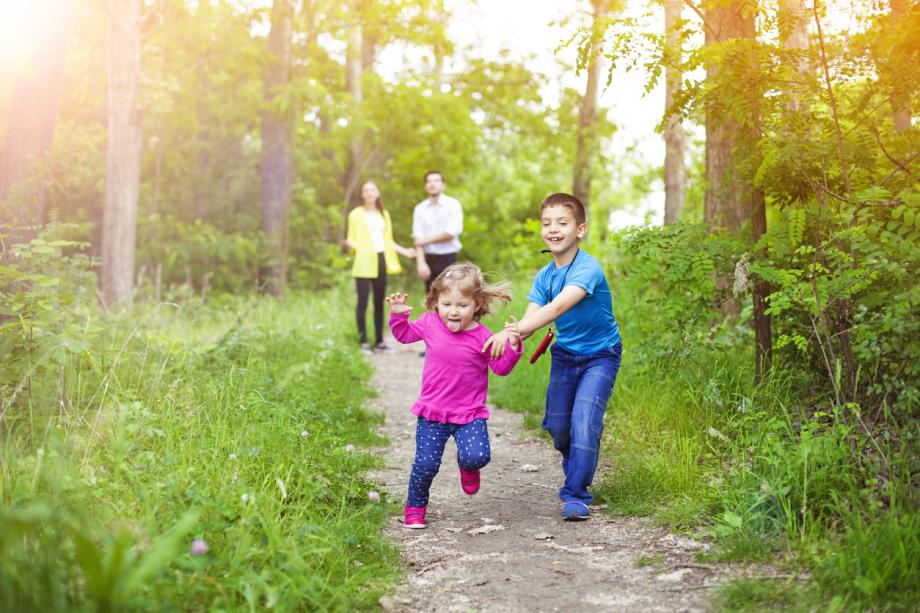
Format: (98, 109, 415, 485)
(482, 329, 509, 359)
(386, 292, 412, 314)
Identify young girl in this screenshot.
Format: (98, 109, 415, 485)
(386, 263, 523, 529)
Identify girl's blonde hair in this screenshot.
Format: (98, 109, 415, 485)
(424, 262, 511, 321)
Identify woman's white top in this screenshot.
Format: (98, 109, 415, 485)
(365, 210, 386, 253)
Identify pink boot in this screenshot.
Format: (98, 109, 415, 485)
(459, 466, 480, 495)
(404, 505, 427, 529)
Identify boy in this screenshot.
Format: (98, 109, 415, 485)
(483, 193, 622, 521)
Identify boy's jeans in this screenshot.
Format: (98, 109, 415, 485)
(542, 342, 622, 505)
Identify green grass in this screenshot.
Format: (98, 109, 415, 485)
(813, 510, 920, 611)
(634, 553, 665, 567)
(487, 279, 919, 612)
(715, 578, 816, 613)
(0, 292, 399, 610)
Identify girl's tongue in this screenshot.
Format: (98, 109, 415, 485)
(446, 318, 462, 332)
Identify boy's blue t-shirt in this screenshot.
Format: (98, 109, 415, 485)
(527, 251, 621, 355)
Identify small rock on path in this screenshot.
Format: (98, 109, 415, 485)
(369, 339, 752, 612)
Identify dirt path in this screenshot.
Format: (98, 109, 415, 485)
(369, 339, 747, 612)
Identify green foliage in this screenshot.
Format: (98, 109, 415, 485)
(605, 222, 745, 360)
(0, 230, 98, 414)
(715, 577, 815, 613)
(752, 184, 920, 417)
(0, 294, 398, 609)
(136, 214, 260, 294)
(814, 510, 920, 611)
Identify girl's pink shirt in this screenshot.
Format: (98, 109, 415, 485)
(389, 310, 523, 424)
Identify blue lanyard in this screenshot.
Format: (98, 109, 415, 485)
(550, 249, 581, 301)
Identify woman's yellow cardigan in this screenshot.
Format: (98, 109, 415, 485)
(346, 206, 403, 278)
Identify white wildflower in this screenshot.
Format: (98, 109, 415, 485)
(733, 255, 750, 296)
(276, 478, 287, 500)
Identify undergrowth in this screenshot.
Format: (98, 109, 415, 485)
(0, 293, 399, 610)
(490, 269, 919, 611)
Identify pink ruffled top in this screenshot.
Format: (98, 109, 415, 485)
(389, 310, 523, 424)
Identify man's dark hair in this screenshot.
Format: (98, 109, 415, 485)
(540, 193, 586, 225)
(424, 170, 444, 182)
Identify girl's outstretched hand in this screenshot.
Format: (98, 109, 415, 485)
(505, 317, 522, 351)
(482, 329, 509, 359)
(386, 292, 412, 314)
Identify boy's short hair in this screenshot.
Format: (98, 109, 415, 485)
(424, 170, 444, 182)
(540, 193, 586, 225)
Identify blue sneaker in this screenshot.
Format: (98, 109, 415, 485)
(562, 502, 590, 521)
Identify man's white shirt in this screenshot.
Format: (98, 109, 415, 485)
(412, 195, 463, 255)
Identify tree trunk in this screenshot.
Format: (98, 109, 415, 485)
(703, 1, 755, 233)
(778, 0, 810, 112)
(342, 20, 363, 221)
(431, 0, 447, 92)
(704, 1, 757, 322)
(663, 0, 685, 224)
(259, 0, 293, 298)
(100, 0, 142, 309)
(751, 188, 772, 380)
(0, 0, 73, 234)
(572, 0, 610, 223)
(890, 0, 912, 132)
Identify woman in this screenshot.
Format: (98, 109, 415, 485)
(343, 181, 415, 352)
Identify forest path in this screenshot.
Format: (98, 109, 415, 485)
(368, 338, 750, 612)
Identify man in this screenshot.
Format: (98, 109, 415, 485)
(412, 170, 463, 292)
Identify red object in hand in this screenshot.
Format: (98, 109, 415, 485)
(530, 329, 554, 364)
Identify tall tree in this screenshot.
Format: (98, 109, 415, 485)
(100, 0, 142, 308)
(703, 0, 755, 233)
(702, 0, 770, 375)
(430, 0, 448, 92)
(778, 0, 810, 96)
(751, 0, 812, 380)
(889, 0, 912, 132)
(0, 0, 73, 232)
(663, 0, 686, 224)
(572, 0, 610, 221)
(342, 11, 364, 214)
(259, 0, 294, 297)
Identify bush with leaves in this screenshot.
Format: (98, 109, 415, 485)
(0, 230, 98, 416)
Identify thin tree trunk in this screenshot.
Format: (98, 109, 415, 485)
(345, 19, 363, 126)
(100, 0, 142, 308)
(751, 188, 772, 380)
(778, 0, 810, 95)
(813, 2, 858, 400)
(431, 0, 447, 92)
(663, 0, 685, 224)
(341, 20, 363, 225)
(259, 0, 294, 298)
(890, 0, 912, 132)
(573, 0, 610, 222)
(0, 0, 73, 233)
(704, 1, 757, 322)
(703, 1, 755, 233)
(751, 0, 811, 380)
